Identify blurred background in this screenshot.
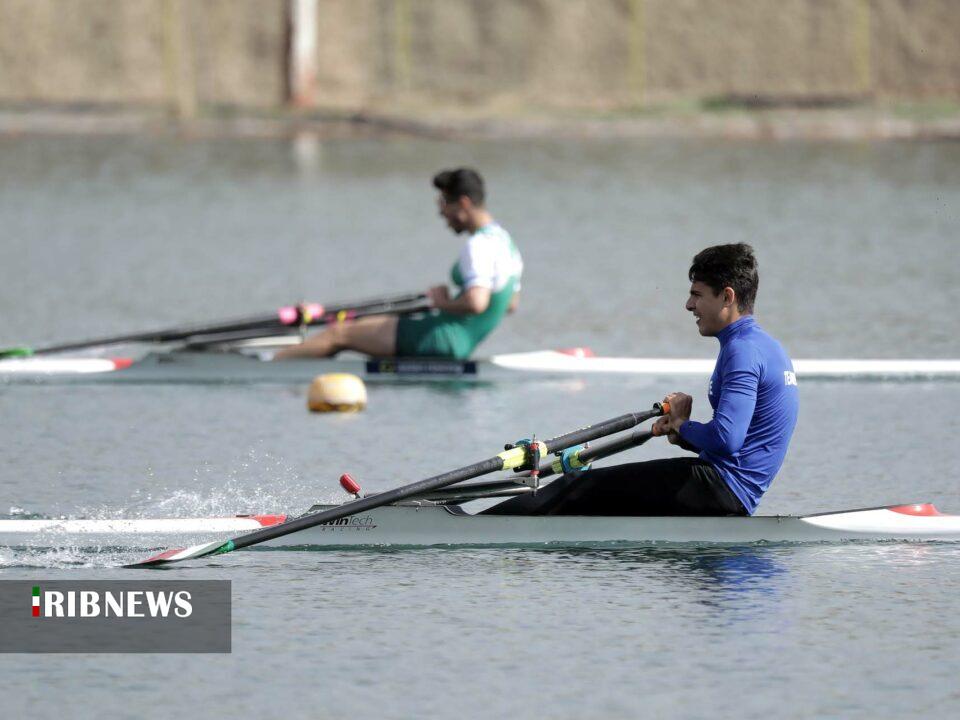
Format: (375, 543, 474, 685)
(0, 0, 958, 132)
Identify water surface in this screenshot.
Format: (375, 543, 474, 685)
(1, 135, 959, 719)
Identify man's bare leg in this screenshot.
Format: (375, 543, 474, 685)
(273, 316, 399, 359)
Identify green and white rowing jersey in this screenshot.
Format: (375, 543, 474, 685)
(452, 223, 523, 295)
(396, 222, 522, 359)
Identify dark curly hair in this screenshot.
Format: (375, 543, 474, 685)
(689, 243, 759, 313)
(432, 168, 485, 206)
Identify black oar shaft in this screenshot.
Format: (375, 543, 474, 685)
(223, 406, 664, 554)
(181, 300, 429, 349)
(15, 292, 427, 356)
(423, 429, 656, 501)
(538, 428, 655, 480)
(231, 456, 506, 551)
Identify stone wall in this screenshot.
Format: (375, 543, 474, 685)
(0, 0, 286, 111)
(0, 0, 957, 115)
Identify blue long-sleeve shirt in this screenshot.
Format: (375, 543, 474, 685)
(679, 316, 799, 514)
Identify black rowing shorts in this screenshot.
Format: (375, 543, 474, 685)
(484, 457, 748, 517)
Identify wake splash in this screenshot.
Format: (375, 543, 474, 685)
(0, 448, 348, 569)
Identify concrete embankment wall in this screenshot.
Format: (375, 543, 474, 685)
(0, 0, 958, 116)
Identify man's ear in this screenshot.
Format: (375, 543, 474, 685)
(723, 286, 737, 308)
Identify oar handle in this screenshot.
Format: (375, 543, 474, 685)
(281, 293, 429, 328)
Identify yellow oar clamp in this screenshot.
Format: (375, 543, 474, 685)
(498, 439, 548, 471)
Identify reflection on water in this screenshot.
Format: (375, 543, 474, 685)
(547, 546, 789, 622)
(282, 543, 791, 626)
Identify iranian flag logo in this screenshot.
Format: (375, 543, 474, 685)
(32, 585, 40, 617)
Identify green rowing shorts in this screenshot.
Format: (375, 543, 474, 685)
(395, 314, 475, 359)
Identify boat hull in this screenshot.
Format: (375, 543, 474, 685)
(259, 504, 960, 546)
(2, 504, 958, 550)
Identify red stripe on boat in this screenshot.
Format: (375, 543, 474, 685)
(558, 347, 595, 358)
(252, 514, 287, 526)
(889, 503, 942, 516)
(111, 358, 134, 370)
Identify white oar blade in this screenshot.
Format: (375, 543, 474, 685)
(125, 538, 232, 568)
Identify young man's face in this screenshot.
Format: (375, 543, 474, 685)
(686, 281, 737, 336)
(437, 194, 470, 234)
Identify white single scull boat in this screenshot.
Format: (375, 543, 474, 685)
(2, 346, 959, 384)
(2, 503, 958, 549)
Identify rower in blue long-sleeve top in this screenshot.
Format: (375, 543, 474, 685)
(677, 314, 799, 513)
(487, 243, 798, 517)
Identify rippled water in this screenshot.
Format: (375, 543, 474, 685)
(1, 135, 959, 719)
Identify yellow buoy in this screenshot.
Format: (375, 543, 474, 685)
(307, 373, 367, 413)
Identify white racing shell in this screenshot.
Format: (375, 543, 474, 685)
(2, 504, 958, 550)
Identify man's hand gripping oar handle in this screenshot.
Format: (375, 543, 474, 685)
(279, 293, 429, 328)
(126, 403, 668, 567)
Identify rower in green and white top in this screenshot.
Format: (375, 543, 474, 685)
(275, 168, 522, 360)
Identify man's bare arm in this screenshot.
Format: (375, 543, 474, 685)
(428, 285, 490, 315)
